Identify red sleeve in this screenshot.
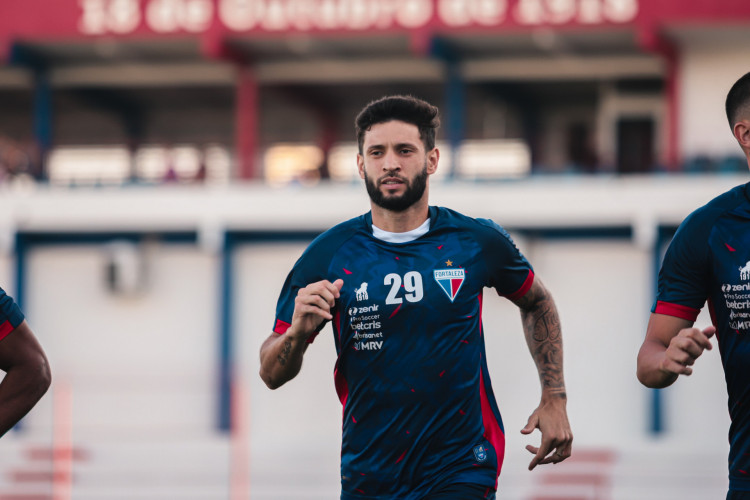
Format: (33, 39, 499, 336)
(273, 318, 319, 343)
(0, 320, 15, 342)
(653, 300, 700, 322)
(504, 270, 535, 301)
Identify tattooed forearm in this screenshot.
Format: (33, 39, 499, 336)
(516, 280, 566, 395)
(277, 339, 292, 366)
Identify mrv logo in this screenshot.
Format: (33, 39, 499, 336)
(354, 340, 383, 351)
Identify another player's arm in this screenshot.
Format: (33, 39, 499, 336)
(0, 321, 51, 437)
(512, 277, 572, 470)
(636, 313, 715, 388)
(259, 279, 343, 390)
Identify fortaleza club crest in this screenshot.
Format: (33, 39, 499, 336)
(434, 268, 465, 302)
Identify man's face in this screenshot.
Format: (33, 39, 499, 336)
(357, 120, 438, 212)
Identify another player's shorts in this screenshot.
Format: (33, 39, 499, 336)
(423, 483, 496, 500)
(728, 490, 750, 500)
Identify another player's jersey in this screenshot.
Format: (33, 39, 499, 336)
(0, 286, 24, 343)
(273, 206, 534, 499)
(654, 182, 750, 492)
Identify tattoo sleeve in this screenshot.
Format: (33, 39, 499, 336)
(277, 339, 292, 366)
(515, 280, 566, 399)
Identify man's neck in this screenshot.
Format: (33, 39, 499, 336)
(370, 200, 430, 233)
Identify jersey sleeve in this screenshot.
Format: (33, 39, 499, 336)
(0, 287, 25, 342)
(272, 251, 328, 343)
(475, 219, 535, 300)
(652, 212, 711, 322)
(271, 224, 356, 343)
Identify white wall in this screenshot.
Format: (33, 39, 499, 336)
(235, 243, 342, 498)
(680, 42, 750, 159)
(22, 243, 219, 438)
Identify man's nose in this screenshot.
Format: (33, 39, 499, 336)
(382, 150, 400, 171)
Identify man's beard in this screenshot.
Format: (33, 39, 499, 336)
(364, 164, 428, 212)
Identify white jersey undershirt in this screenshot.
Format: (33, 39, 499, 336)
(372, 218, 431, 243)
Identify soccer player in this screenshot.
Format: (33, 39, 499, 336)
(260, 95, 572, 499)
(0, 286, 51, 437)
(637, 71, 750, 500)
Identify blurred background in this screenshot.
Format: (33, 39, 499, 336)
(0, 0, 748, 498)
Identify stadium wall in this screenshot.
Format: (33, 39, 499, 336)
(0, 175, 740, 491)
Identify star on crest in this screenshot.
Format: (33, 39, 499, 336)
(445, 260, 453, 266)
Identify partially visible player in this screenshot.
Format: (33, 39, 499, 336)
(637, 71, 750, 500)
(260, 95, 572, 499)
(0, 286, 51, 437)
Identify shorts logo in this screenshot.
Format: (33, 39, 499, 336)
(355, 282, 369, 301)
(434, 269, 465, 302)
(473, 444, 487, 462)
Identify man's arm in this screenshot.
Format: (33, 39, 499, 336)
(0, 321, 51, 437)
(636, 313, 715, 388)
(259, 279, 343, 390)
(512, 277, 572, 470)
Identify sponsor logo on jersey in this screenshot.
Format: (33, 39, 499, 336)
(351, 320, 381, 330)
(353, 340, 383, 351)
(352, 331, 383, 340)
(434, 268, 465, 302)
(740, 261, 750, 281)
(355, 282, 369, 301)
(473, 444, 487, 462)
(348, 304, 380, 319)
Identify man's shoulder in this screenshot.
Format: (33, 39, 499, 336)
(682, 183, 750, 233)
(433, 206, 504, 232)
(304, 213, 368, 253)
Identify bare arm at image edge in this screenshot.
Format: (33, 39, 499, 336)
(637, 313, 715, 388)
(0, 321, 52, 437)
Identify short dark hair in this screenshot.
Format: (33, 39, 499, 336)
(726, 72, 750, 129)
(355, 95, 440, 154)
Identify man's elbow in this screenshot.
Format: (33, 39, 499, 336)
(636, 358, 670, 389)
(636, 364, 652, 388)
(259, 368, 284, 390)
(32, 353, 52, 399)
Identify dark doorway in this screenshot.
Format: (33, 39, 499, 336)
(616, 117, 654, 173)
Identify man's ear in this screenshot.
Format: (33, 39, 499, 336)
(733, 119, 750, 151)
(426, 147, 439, 175)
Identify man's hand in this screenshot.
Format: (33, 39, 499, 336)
(637, 314, 714, 389)
(659, 325, 715, 377)
(287, 279, 344, 341)
(259, 278, 344, 390)
(521, 397, 573, 470)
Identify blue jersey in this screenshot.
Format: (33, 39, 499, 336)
(654, 182, 750, 492)
(273, 206, 534, 499)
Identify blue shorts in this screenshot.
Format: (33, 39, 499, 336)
(423, 483, 496, 500)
